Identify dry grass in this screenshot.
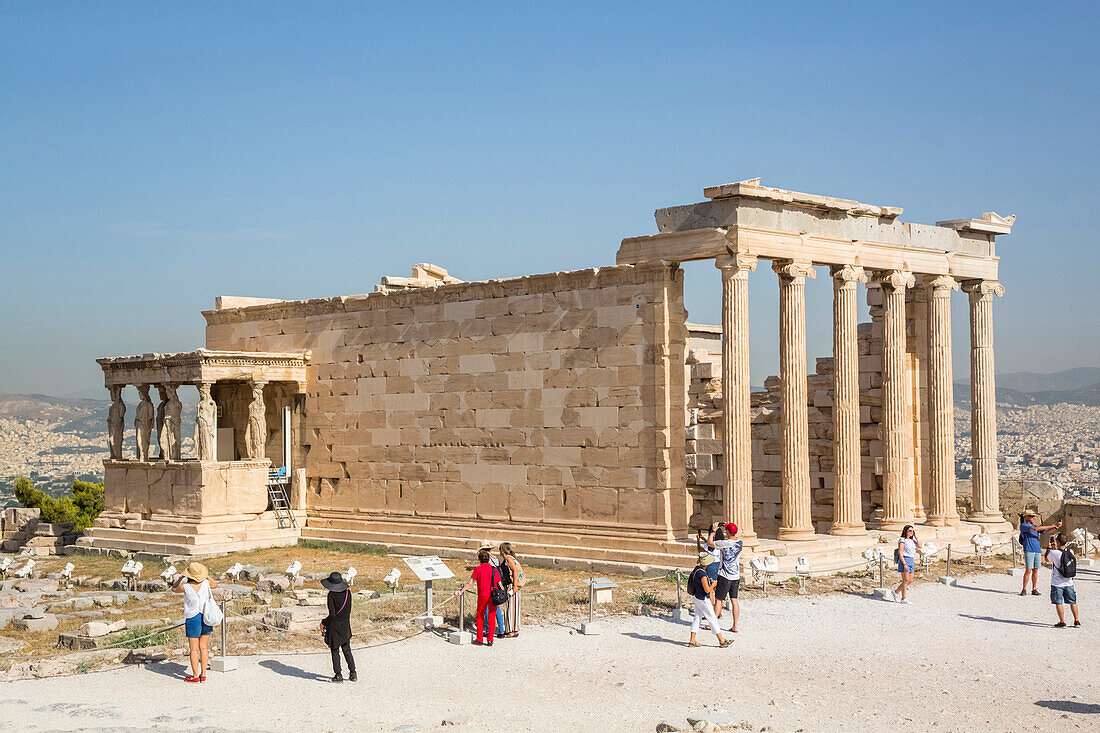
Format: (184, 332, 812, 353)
(2, 548, 1024, 669)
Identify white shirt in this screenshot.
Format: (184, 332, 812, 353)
(899, 538, 917, 558)
(1046, 549, 1073, 587)
(712, 539, 743, 580)
(182, 579, 211, 617)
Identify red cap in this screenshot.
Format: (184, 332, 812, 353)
(725, 522, 737, 536)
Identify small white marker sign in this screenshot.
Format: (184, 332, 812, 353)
(402, 555, 455, 582)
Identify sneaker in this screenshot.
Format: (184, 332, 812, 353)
(349, 671, 358, 682)
(901, 599, 912, 605)
(1031, 590, 1040, 596)
(1019, 590, 1027, 596)
(1054, 622, 1067, 628)
(331, 674, 344, 683)
(1073, 621, 1081, 627)
(890, 590, 899, 602)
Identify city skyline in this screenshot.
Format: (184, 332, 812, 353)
(2, 2, 1098, 397)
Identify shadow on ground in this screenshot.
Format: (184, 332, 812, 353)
(959, 614, 1052, 628)
(258, 659, 331, 681)
(1035, 700, 1100, 714)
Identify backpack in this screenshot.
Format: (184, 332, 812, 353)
(1059, 547, 1077, 579)
(687, 567, 704, 597)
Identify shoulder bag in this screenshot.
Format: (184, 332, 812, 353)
(490, 566, 508, 606)
(201, 582, 224, 626)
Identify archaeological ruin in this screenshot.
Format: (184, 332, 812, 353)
(79, 179, 1017, 572)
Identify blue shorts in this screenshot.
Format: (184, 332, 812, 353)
(1051, 585, 1077, 606)
(185, 614, 214, 638)
(897, 556, 915, 573)
(1024, 551, 1042, 570)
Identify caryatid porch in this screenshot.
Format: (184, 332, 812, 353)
(619, 178, 1015, 546)
(79, 349, 310, 556)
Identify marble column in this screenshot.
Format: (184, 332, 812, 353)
(717, 253, 758, 544)
(164, 385, 183, 461)
(829, 265, 867, 535)
(107, 385, 125, 460)
(774, 260, 816, 541)
(926, 275, 960, 526)
(155, 385, 169, 459)
(963, 279, 1005, 523)
(245, 381, 268, 460)
(195, 382, 217, 461)
(134, 385, 155, 462)
(875, 269, 915, 530)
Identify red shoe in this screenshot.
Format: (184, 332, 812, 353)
(184, 676, 201, 683)
(199, 676, 206, 682)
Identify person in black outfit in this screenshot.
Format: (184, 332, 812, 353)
(320, 571, 356, 683)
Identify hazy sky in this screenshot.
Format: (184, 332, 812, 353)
(2, 2, 1097, 398)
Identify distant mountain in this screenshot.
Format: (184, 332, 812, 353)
(0, 393, 108, 421)
(957, 367, 1100, 393)
(953, 367, 1100, 407)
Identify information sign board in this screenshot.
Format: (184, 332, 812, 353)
(402, 555, 455, 582)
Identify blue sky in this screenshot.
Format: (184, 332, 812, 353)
(2, 2, 1097, 397)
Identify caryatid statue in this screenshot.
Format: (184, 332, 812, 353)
(244, 382, 267, 460)
(163, 385, 183, 460)
(155, 385, 169, 459)
(134, 385, 155, 461)
(195, 383, 216, 461)
(107, 385, 125, 460)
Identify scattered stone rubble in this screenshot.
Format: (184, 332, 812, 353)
(1, 508, 80, 554)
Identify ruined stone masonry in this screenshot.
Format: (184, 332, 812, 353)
(80, 182, 1016, 572)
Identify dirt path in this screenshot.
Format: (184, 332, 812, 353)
(2, 570, 1097, 732)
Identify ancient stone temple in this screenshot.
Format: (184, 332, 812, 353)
(81, 181, 1015, 571)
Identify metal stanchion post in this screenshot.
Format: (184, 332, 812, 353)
(210, 599, 237, 672)
(878, 556, 884, 589)
(674, 570, 690, 622)
(448, 590, 471, 645)
(581, 577, 600, 634)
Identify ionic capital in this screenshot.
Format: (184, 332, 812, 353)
(961, 279, 1005, 298)
(829, 264, 867, 284)
(872, 269, 915, 290)
(772, 259, 816, 280)
(925, 274, 959, 292)
(715, 253, 758, 274)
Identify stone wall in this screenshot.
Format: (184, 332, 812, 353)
(956, 479, 1064, 527)
(1, 508, 78, 555)
(203, 263, 688, 539)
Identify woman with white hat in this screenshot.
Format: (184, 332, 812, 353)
(169, 561, 219, 682)
(687, 552, 733, 648)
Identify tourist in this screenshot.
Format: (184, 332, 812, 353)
(687, 552, 733, 648)
(1018, 511, 1061, 596)
(892, 525, 920, 604)
(469, 541, 506, 638)
(499, 542, 524, 638)
(696, 525, 721, 624)
(170, 562, 219, 682)
(1044, 534, 1080, 628)
(455, 547, 505, 645)
(320, 571, 356, 683)
(710, 522, 743, 632)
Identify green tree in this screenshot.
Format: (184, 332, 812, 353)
(12, 476, 104, 531)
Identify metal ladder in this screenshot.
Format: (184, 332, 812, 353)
(267, 467, 297, 529)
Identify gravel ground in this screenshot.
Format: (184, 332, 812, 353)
(1, 569, 1097, 733)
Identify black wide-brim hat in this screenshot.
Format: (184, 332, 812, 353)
(320, 571, 348, 592)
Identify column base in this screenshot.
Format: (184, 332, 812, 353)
(828, 522, 867, 536)
(924, 514, 961, 527)
(876, 517, 913, 532)
(737, 530, 760, 548)
(777, 527, 816, 541)
(967, 512, 1005, 524)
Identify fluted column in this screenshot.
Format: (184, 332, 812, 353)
(875, 269, 915, 530)
(774, 260, 816, 541)
(717, 253, 758, 544)
(926, 275, 960, 526)
(963, 279, 1005, 523)
(829, 265, 867, 535)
